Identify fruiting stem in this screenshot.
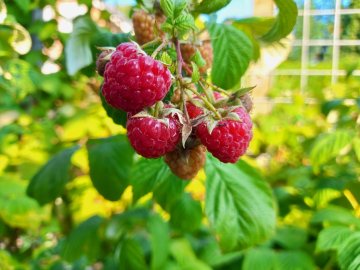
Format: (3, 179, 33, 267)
(154, 101, 161, 118)
(185, 85, 221, 119)
(200, 78, 231, 96)
(151, 39, 168, 58)
(141, 37, 161, 48)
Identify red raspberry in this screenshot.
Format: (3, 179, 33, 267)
(126, 114, 181, 158)
(102, 42, 172, 113)
(196, 107, 253, 163)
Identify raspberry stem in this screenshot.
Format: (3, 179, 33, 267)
(151, 39, 168, 58)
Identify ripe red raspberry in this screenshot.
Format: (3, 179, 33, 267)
(164, 144, 206, 180)
(181, 41, 213, 73)
(102, 42, 172, 113)
(196, 107, 253, 163)
(126, 113, 181, 158)
(132, 10, 166, 45)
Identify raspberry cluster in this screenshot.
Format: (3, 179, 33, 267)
(97, 8, 254, 180)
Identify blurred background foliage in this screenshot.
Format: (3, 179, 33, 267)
(0, 0, 359, 269)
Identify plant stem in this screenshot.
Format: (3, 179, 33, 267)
(185, 86, 221, 119)
(141, 37, 161, 49)
(200, 78, 231, 96)
(151, 39, 168, 58)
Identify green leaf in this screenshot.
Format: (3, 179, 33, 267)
(100, 90, 127, 127)
(170, 193, 202, 232)
(353, 137, 360, 162)
(243, 248, 278, 270)
(118, 238, 148, 270)
(276, 251, 315, 270)
(338, 232, 360, 270)
(205, 157, 276, 251)
(174, 13, 196, 35)
(87, 135, 134, 201)
(13, 0, 30, 12)
(131, 158, 169, 201)
(310, 130, 353, 170)
(191, 62, 200, 83)
(273, 226, 307, 250)
(174, 0, 188, 18)
(0, 178, 44, 229)
(160, 0, 175, 18)
(208, 23, 253, 89)
(191, 49, 206, 67)
(233, 17, 276, 37)
(195, 0, 232, 14)
(261, 0, 298, 42)
(170, 239, 211, 270)
(316, 226, 354, 253)
(27, 146, 79, 205)
(148, 214, 170, 270)
(62, 216, 103, 262)
(131, 158, 187, 207)
(243, 249, 315, 270)
(311, 206, 360, 229)
(65, 16, 98, 76)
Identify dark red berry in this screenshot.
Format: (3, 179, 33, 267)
(196, 107, 253, 163)
(126, 114, 181, 158)
(102, 42, 172, 113)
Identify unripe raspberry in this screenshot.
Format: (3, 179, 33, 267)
(102, 42, 172, 113)
(171, 88, 181, 104)
(164, 145, 206, 180)
(132, 10, 166, 45)
(181, 41, 213, 73)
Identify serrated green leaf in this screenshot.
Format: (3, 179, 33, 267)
(118, 238, 148, 270)
(310, 130, 353, 170)
(160, 51, 173, 65)
(87, 135, 134, 201)
(65, 16, 98, 75)
(148, 214, 170, 270)
(191, 62, 200, 83)
(205, 157, 276, 251)
(170, 193, 202, 232)
(208, 23, 253, 89)
(261, 0, 298, 42)
(131, 158, 169, 201)
(174, 13, 196, 35)
(274, 226, 307, 250)
(195, 0, 231, 14)
(160, 0, 175, 18)
(174, 0, 188, 18)
(316, 226, 354, 253)
(27, 146, 79, 205)
(277, 251, 315, 270)
(62, 216, 103, 262)
(337, 232, 360, 270)
(100, 90, 127, 127)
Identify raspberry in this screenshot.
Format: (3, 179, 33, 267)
(132, 10, 166, 45)
(127, 113, 181, 158)
(164, 145, 206, 180)
(196, 107, 253, 163)
(240, 93, 253, 113)
(102, 42, 172, 113)
(181, 41, 213, 73)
